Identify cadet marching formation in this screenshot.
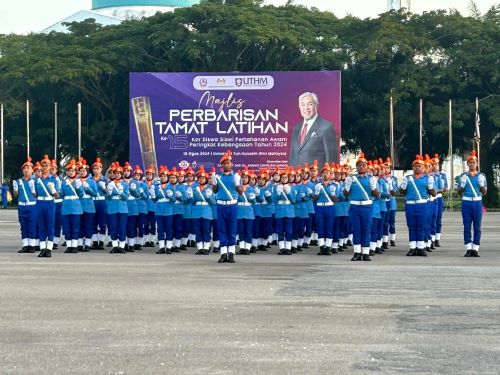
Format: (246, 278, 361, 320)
(12, 149, 487, 262)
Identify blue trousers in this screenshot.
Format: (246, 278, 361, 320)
(62, 214, 80, 240)
(127, 214, 138, 239)
(193, 218, 211, 243)
(107, 213, 127, 241)
(182, 218, 191, 237)
(275, 217, 293, 242)
(388, 210, 396, 234)
(138, 213, 147, 238)
(18, 205, 37, 239)
(436, 197, 444, 234)
(54, 202, 62, 238)
(212, 219, 219, 241)
(144, 211, 156, 235)
(379, 211, 386, 240)
(173, 214, 183, 240)
(305, 214, 314, 236)
(349, 204, 373, 247)
(405, 203, 427, 242)
(217, 204, 238, 247)
(156, 215, 173, 241)
(461, 200, 482, 245)
(428, 200, 437, 238)
(80, 212, 94, 239)
(315, 206, 335, 240)
(36, 200, 56, 242)
(335, 216, 347, 241)
(237, 218, 253, 244)
(93, 200, 107, 235)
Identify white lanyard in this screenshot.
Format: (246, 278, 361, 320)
(216, 174, 234, 200)
(320, 184, 333, 203)
(196, 186, 208, 203)
(465, 175, 479, 198)
(20, 180, 30, 202)
(38, 178, 51, 197)
(66, 179, 78, 196)
(352, 176, 370, 200)
(408, 176, 423, 200)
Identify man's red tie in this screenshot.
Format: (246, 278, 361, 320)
(300, 122, 308, 146)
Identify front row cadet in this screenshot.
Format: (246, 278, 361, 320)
(60, 160, 84, 253)
(14, 157, 37, 253)
(236, 167, 256, 255)
(312, 163, 337, 255)
(457, 150, 487, 257)
(106, 163, 129, 254)
(191, 166, 215, 255)
(152, 166, 174, 254)
(274, 167, 296, 255)
(399, 155, 436, 257)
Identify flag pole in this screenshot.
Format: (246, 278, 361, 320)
(448, 99, 453, 211)
(419, 98, 423, 155)
(78, 102, 81, 160)
(1, 104, 4, 184)
(54, 102, 58, 163)
(390, 96, 394, 172)
(26, 100, 30, 158)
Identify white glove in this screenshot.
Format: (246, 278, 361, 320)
(116, 183, 124, 193)
(106, 182, 115, 194)
(175, 191, 182, 199)
(306, 188, 313, 196)
(315, 184, 322, 194)
(234, 173, 242, 187)
(149, 187, 156, 199)
(248, 193, 256, 200)
(387, 179, 393, 190)
(400, 177, 408, 190)
(478, 174, 486, 187)
(130, 182, 137, 190)
(301, 192, 305, 199)
(265, 190, 272, 197)
(344, 176, 352, 192)
(460, 174, 467, 188)
(276, 185, 283, 194)
(166, 189, 174, 198)
(329, 185, 336, 194)
(369, 176, 377, 191)
(13, 180, 18, 192)
(284, 185, 291, 194)
(205, 189, 213, 198)
(47, 182, 56, 194)
(82, 181, 89, 189)
(254, 187, 260, 196)
(187, 188, 193, 198)
(139, 187, 144, 194)
(74, 179, 82, 189)
(211, 175, 217, 186)
(98, 181, 106, 190)
(28, 179, 35, 194)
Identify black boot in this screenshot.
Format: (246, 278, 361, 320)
(156, 248, 166, 254)
(426, 246, 432, 253)
(464, 250, 472, 257)
(434, 240, 441, 247)
(218, 253, 228, 263)
(194, 249, 204, 255)
(18, 246, 30, 253)
(34, 246, 40, 252)
(290, 247, 297, 254)
(171, 247, 180, 253)
(38, 249, 51, 258)
(77, 245, 83, 252)
(53, 244, 58, 250)
(278, 249, 286, 255)
(91, 241, 99, 250)
(134, 244, 142, 250)
(212, 247, 219, 253)
(346, 239, 353, 247)
(302, 243, 309, 249)
(249, 246, 256, 254)
(203, 249, 210, 255)
(430, 241, 435, 250)
(61, 241, 67, 247)
(82, 246, 91, 252)
(470, 250, 480, 257)
(406, 248, 417, 256)
(369, 249, 375, 256)
(375, 248, 384, 254)
(417, 248, 428, 257)
(323, 247, 332, 256)
(331, 247, 338, 254)
(317, 246, 325, 255)
(109, 247, 118, 254)
(228, 252, 236, 263)
(117, 247, 126, 254)
(97, 241, 105, 250)
(362, 254, 371, 261)
(107, 241, 112, 247)
(351, 253, 362, 261)
(285, 249, 292, 255)
(382, 242, 389, 250)
(64, 247, 73, 253)
(390, 240, 396, 247)
(27, 246, 36, 253)
(179, 244, 187, 251)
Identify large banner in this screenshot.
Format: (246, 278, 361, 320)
(130, 71, 340, 172)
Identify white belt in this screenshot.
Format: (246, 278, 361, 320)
(316, 202, 334, 206)
(277, 200, 291, 205)
(406, 199, 427, 205)
(37, 196, 53, 201)
(436, 193, 443, 198)
(237, 202, 251, 206)
(64, 196, 79, 200)
(196, 202, 209, 206)
(111, 196, 121, 200)
(385, 198, 390, 202)
(350, 200, 372, 205)
(256, 202, 268, 205)
(157, 198, 169, 203)
(93, 196, 105, 201)
(462, 196, 482, 201)
(127, 196, 136, 201)
(54, 199, 63, 203)
(217, 199, 237, 205)
(429, 196, 436, 202)
(18, 201, 36, 206)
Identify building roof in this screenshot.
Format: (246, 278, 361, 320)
(41, 10, 122, 33)
(92, 0, 200, 9)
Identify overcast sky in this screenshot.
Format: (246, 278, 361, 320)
(0, 0, 498, 34)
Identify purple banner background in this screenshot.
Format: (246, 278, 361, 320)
(130, 71, 340, 171)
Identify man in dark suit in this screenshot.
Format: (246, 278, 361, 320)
(289, 92, 338, 167)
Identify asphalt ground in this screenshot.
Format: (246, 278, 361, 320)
(0, 209, 499, 374)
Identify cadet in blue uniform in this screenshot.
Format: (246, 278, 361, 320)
(236, 168, 256, 255)
(144, 165, 157, 247)
(312, 163, 338, 255)
(169, 167, 185, 252)
(78, 159, 97, 251)
(34, 155, 59, 258)
(370, 161, 391, 255)
(399, 155, 436, 257)
(183, 167, 196, 248)
(91, 158, 108, 250)
(274, 167, 296, 255)
(151, 166, 175, 254)
(381, 158, 398, 249)
(50, 159, 63, 250)
(133, 166, 148, 250)
(254, 170, 274, 251)
(457, 150, 487, 257)
(344, 153, 380, 261)
(431, 154, 447, 247)
(122, 162, 138, 252)
(211, 150, 243, 263)
(60, 160, 84, 253)
(334, 165, 349, 252)
(190, 166, 215, 255)
(13, 157, 37, 253)
(106, 163, 130, 254)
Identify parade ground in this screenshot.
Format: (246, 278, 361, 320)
(1, 210, 499, 374)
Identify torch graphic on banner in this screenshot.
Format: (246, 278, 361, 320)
(131, 96, 158, 173)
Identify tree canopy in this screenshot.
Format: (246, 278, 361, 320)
(0, 1, 499, 203)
